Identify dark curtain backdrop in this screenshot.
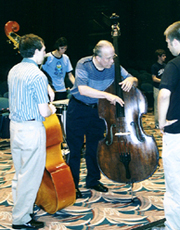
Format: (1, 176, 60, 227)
(0, 0, 180, 81)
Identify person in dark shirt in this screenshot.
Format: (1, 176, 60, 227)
(158, 21, 180, 230)
(151, 49, 166, 129)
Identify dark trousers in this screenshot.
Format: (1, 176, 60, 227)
(66, 97, 105, 188)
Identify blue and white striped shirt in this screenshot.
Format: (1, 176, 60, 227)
(70, 56, 131, 104)
(8, 58, 49, 122)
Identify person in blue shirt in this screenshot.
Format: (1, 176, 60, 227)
(8, 34, 56, 229)
(66, 40, 138, 199)
(41, 37, 75, 100)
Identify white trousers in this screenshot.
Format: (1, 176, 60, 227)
(10, 120, 46, 225)
(163, 133, 180, 230)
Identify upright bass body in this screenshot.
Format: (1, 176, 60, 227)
(97, 83, 159, 184)
(35, 113, 76, 214)
(97, 13, 159, 184)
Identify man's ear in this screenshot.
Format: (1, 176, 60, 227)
(34, 49, 39, 55)
(96, 55, 101, 62)
(172, 38, 180, 47)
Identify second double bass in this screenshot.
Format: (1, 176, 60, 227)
(97, 14, 159, 184)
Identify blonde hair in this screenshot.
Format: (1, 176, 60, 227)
(164, 21, 180, 42)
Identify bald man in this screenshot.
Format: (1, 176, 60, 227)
(66, 40, 138, 199)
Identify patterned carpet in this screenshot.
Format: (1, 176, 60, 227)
(0, 111, 165, 230)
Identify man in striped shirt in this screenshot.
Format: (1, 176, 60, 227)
(8, 34, 56, 229)
(66, 40, 138, 199)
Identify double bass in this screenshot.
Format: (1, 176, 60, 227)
(36, 114, 75, 214)
(97, 14, 159, 184)
(5, 21, 76, 214)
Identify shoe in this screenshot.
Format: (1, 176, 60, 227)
(155, 124, 159, 129)
(76, 188, 82, 199)
(12, 219, 44, 229)
(87, 182, 108, 192)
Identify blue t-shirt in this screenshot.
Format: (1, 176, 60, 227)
(70, 56, 131, 104)
(42, 52, 73, 91)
